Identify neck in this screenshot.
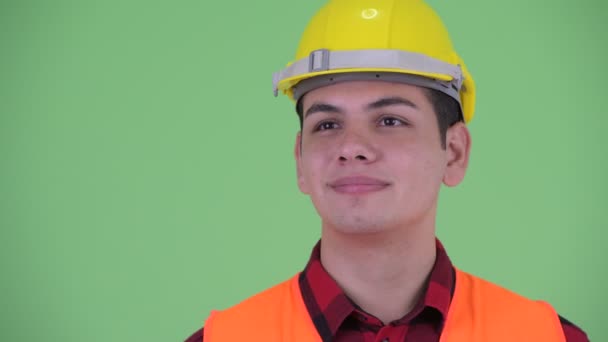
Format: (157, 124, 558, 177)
(320, 222, 436, 324)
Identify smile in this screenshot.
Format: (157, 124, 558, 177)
(328, 176, 391, 194)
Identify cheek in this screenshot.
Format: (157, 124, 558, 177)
(301, 148, 342, 203)
(389, 144, 445, 185)
(300, 150, 328, 188)
(302, 138, 335, 166)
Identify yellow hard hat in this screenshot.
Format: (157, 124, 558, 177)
(272, 0, 476, 123)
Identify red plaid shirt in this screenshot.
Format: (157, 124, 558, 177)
(186, 240, 588, 341)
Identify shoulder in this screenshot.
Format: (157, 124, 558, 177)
(185, 275, 299, 342)
(455, 269, 550, 313)
(184, 327, 203, 342)
(207, 274, 300, 331)
(559, 315, 589, 342)
(456, 269, 588, 341)
(220, 274, 298, 318)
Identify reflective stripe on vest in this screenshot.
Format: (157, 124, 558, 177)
(204, 268, 565, 341)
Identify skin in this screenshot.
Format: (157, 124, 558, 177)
(294, 80, 471, 324)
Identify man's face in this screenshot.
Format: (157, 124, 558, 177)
(294, 81, 470, 235)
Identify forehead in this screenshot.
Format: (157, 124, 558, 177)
(301, 80, 433, 113)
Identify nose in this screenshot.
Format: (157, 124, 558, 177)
(337, 130, 379, 164)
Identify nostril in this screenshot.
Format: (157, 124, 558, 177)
(355, 155, 367, 160)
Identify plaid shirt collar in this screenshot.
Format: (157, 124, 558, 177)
(298, 238, 455, 341)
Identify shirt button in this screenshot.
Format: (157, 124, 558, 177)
(382, 339, 389, 342)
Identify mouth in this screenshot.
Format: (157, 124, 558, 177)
(328, 176, 391, 195)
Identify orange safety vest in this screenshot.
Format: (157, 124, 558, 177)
(204, 268, 565, 341)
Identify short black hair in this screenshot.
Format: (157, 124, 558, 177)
(424, 88, 463, 149)
(295, 87, 462, 149)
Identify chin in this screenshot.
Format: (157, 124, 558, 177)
(324, 214, 394, 235)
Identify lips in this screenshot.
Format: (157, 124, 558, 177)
(328, 176, 391, 194)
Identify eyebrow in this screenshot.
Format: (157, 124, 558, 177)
(304, 103, 343, 119)
(366, 96, 418, 111)
(304, 96, 418, 119)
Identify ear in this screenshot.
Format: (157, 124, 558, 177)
(442, 122, 472, 187)
(294, 132, 310, 194)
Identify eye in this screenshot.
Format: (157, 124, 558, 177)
(379, 116, 406, 126)
(314, 120, 340, 131)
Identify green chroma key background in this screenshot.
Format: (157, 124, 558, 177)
(1, 0, 606, 340)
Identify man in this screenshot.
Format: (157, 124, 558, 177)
(187, 0, 589, 340)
